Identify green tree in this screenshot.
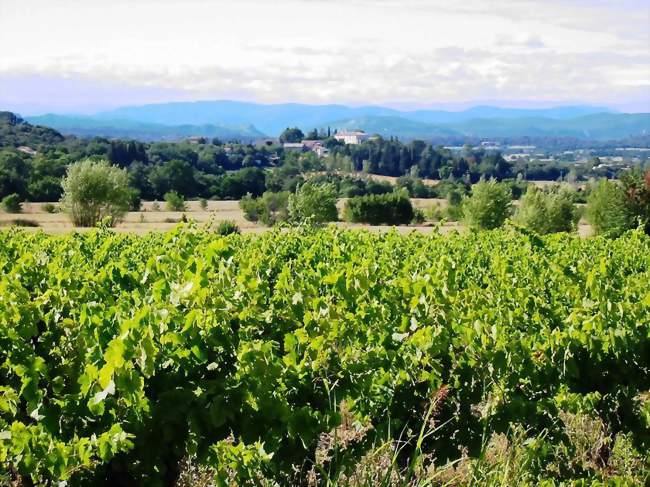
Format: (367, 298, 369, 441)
(463, 179, 512, 230)
(279, 127, 305, 143)
(240, 191, 290, 226)
(164, 191, 187, 211)
(149, 159, 196, 198)
(514, 185, 579, 234)
(288, 182, 338, 224)
(343, 190, 415, 225)
(620, 169, 650, 234)
(586, 179, 635, 237)
(1, 193, 23, 213)
(0, 151, 29, 198)
(60, 159, 134, 227)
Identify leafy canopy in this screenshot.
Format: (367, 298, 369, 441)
(462, 178, 512, 230)
(514, 185, 580, 234)
(60, 159, 134, 227)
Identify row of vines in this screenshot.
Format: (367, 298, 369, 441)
(0, 225, 649, 485)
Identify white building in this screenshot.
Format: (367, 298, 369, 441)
(334, 130, 371, 145)
(302, 140, 330, 157)
(283, 142, 307, 152)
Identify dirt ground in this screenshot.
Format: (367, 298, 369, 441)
(0, 200, 592, 236)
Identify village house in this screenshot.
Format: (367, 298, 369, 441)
(333, 130, 371, 145)
(17, 146, 38, 156)
(301, 140, 329, 157)
(282, 142, 308, 152)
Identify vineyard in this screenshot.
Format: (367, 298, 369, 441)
(0, 224, 649, 485)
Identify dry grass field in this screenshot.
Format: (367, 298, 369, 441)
(0, 199, 592, 236)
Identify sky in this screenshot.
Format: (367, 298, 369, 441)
(1, 0, 649, 114)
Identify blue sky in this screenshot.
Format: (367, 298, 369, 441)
(1, 0, 649, 114)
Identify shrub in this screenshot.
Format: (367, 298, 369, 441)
(343, 191, 414, 225)
(152, 201, 161, 212)
(396, 176, 435, 198)
(288, 182, 338, 224)
(620, 169, 650, 234)
(514, 185, 580, 234)
(2, 193, 23, 213)
(586, 179, 635, 237)
(425, 202, 445, 222)
(8, 218, 39, 227)
(216, 220, 240, 236)
(444, 189, 464, 221)
(463, 179, 512, 230)
(42, 202, 58, 213)
(129, 192, 141, 211)
(412, 208, 426, 224)
(60, 159, 134, 227)
(165, 191, 187, 211)
(199, 198, 209, 211)
(240, 191, 289, 226)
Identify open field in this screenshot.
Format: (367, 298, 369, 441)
(0, 199, 593, 236)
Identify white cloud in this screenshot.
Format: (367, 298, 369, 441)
(0, 0, 648, 111)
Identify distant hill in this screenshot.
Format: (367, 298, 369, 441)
(405, 105, 617, 124)
(0, 111, 65, 149)
(24, 114, 266, 141)
(446, 113, 650, 140)
(323, 113, 649, 140)
(96, 100, 615, 135)
(18, 101, 649, 141)
(327, 115, 459, 138)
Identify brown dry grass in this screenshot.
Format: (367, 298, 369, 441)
(1, 199, 592, 236)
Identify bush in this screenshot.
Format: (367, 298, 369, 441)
(5, 218, 39, 227)
(60, 159, 134, 227)
(165, 191, 187, 211)
(425, 202, 445, 222)
(412, 208, 426, 224)
(620, 169, 650, 235)
(240, 191, 289, 226)
(586, 179, 635, 237)
(42, 202, 58, 213)
(216, 220, 240, 236)
(344, 191, 414, 225)
(288, 182, 338, 224)
(444, 189, 464, 221)
(1, 193, 23, 213)
(396, 176, 435, 198)
(514, 185, 580, 234)
(129, 191, 142, 211)
(463, 179, 512, 230)
(199, 198, 209, 211)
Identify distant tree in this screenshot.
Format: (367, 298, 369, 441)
(60, 159, 134, 227)
(240, 191, 290, 226)
(445, 189, 464, 221)
(288, 182, 338, 224)
(1, 193, 23, 213)
(305, 129, 320, 140)
(148, 159, 196, 198)
(343, 191, 415, 225)
(586, 179, 636, 237)
(215, 167, 267, 200)
(164, 191, 187, 211)
(463, 179, 512, 230)
(279, 127, 305, 143)
(0, 151, 29, 199)
(620, 169, 650, 234)
(514, 185, 579, 234)
(216, 219, 240, 235)
(28, 176, 62, 202)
